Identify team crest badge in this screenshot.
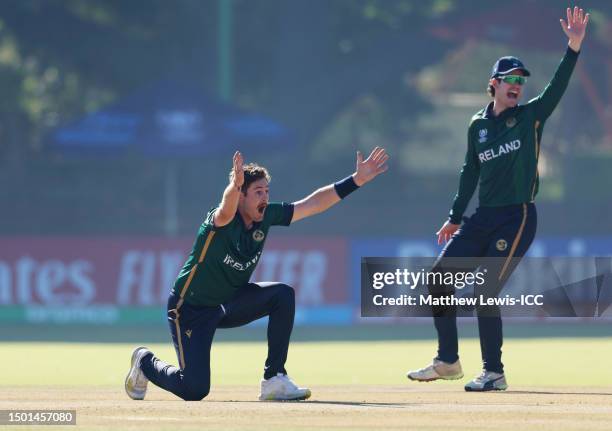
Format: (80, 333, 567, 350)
(253, 229, 265, 242)
(478, 128, 488, 143)
(496, 239, 508, 251)
(506, 117, 517, 128)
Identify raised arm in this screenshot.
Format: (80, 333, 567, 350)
(562, 6, 589, 54)
(291, 147, 389, 223)
(213, 151, 244, 227)
(532, 7, 589, 121)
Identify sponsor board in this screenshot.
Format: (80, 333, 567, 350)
(0, 237, 349, 324)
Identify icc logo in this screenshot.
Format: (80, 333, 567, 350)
(478, 129, 488, 143)
(506, 117, 517, 128)
(253, 229, 265, 242)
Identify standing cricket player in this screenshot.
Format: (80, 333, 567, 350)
(407, 7, 589, 391)
(125, 147, 388, 401)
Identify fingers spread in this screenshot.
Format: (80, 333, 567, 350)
(376, 164, 389, 175)
(365, 146, 379, 160)
(370, 150, 386, 166)
(368, 146, 383, 162)
(377, 154, 389, 165)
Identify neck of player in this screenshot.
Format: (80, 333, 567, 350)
(238, 208, 254, 230)
(492, 99, 511, 117)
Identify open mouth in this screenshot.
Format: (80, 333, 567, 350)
(507, 89, 519, 100)
(257, 203, 267, 215)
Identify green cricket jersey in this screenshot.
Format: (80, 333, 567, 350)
(449, 47, 579, 224)
(172, 202, 294, 306)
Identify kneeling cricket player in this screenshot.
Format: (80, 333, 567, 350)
(125, 148, 388, 401)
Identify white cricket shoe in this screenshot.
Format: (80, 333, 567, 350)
(464, 370, 508, 392)
(258, 373, 312, 401)
(407, 358, 464, 382)
(125, 346, 152, 400)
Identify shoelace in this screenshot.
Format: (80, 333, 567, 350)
(413, 363, 436, 373)
(474, 370, 490, 383)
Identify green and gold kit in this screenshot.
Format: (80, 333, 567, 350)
(449, 48, 579, 224)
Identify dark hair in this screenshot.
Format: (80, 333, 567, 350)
(487, 78, 499, 97)
(229, 163, 271, 194)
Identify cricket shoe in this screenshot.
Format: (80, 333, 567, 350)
(407, 358, 464, 382)
(464, 370, 508, 392)
(259, 373, 312, 401)
(125, 346, 152, 400)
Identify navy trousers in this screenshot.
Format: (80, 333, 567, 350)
(431, 203, 537, 373)
(140, 282, 295, 401)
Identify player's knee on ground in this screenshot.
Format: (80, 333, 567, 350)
(180, 376, 211, 401)
(182, 384, 210, 401)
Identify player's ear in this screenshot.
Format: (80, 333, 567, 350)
(239, 184, 249, 199)
(489, 78, 498, 89)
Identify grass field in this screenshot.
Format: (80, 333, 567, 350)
(1, 324, 611, 430)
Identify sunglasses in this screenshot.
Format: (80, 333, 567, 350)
(498, 75, 526, 85)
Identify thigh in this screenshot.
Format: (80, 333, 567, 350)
(483, 203, 537, 285)
(474, 204, 537, 308)
(431, 215, 490, 293)
(218, 282, 293, 329)
(167, 298, 222, 374)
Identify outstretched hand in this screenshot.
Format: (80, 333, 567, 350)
(560, 6, 589, 52)
(231, 151, 244, 189)
(353, 147, 389, 186)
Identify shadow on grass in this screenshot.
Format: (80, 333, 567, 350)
(215, 400, 409, 408)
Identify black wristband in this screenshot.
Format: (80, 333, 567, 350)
(334, 175, 359, 199)
(448, 216, 461, 225)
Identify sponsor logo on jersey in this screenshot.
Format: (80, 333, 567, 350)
(185, 329, 192, 338)
(223, 251, 262, 271)
(253, 229, 265, 242)
(506, 117, 517, 128)
(496, 239, 508, 251)
(478, 128, 488, 143)
(478, 139, 521, 163)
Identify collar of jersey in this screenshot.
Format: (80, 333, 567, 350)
(482, 101, 519, 120)
(236, 211, 262, 232)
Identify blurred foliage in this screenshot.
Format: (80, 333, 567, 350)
(0, 0, 218, 153)
(1, 0, 609, 158)
(0, 0, 473, 158)
(0, 0, 611, 235)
